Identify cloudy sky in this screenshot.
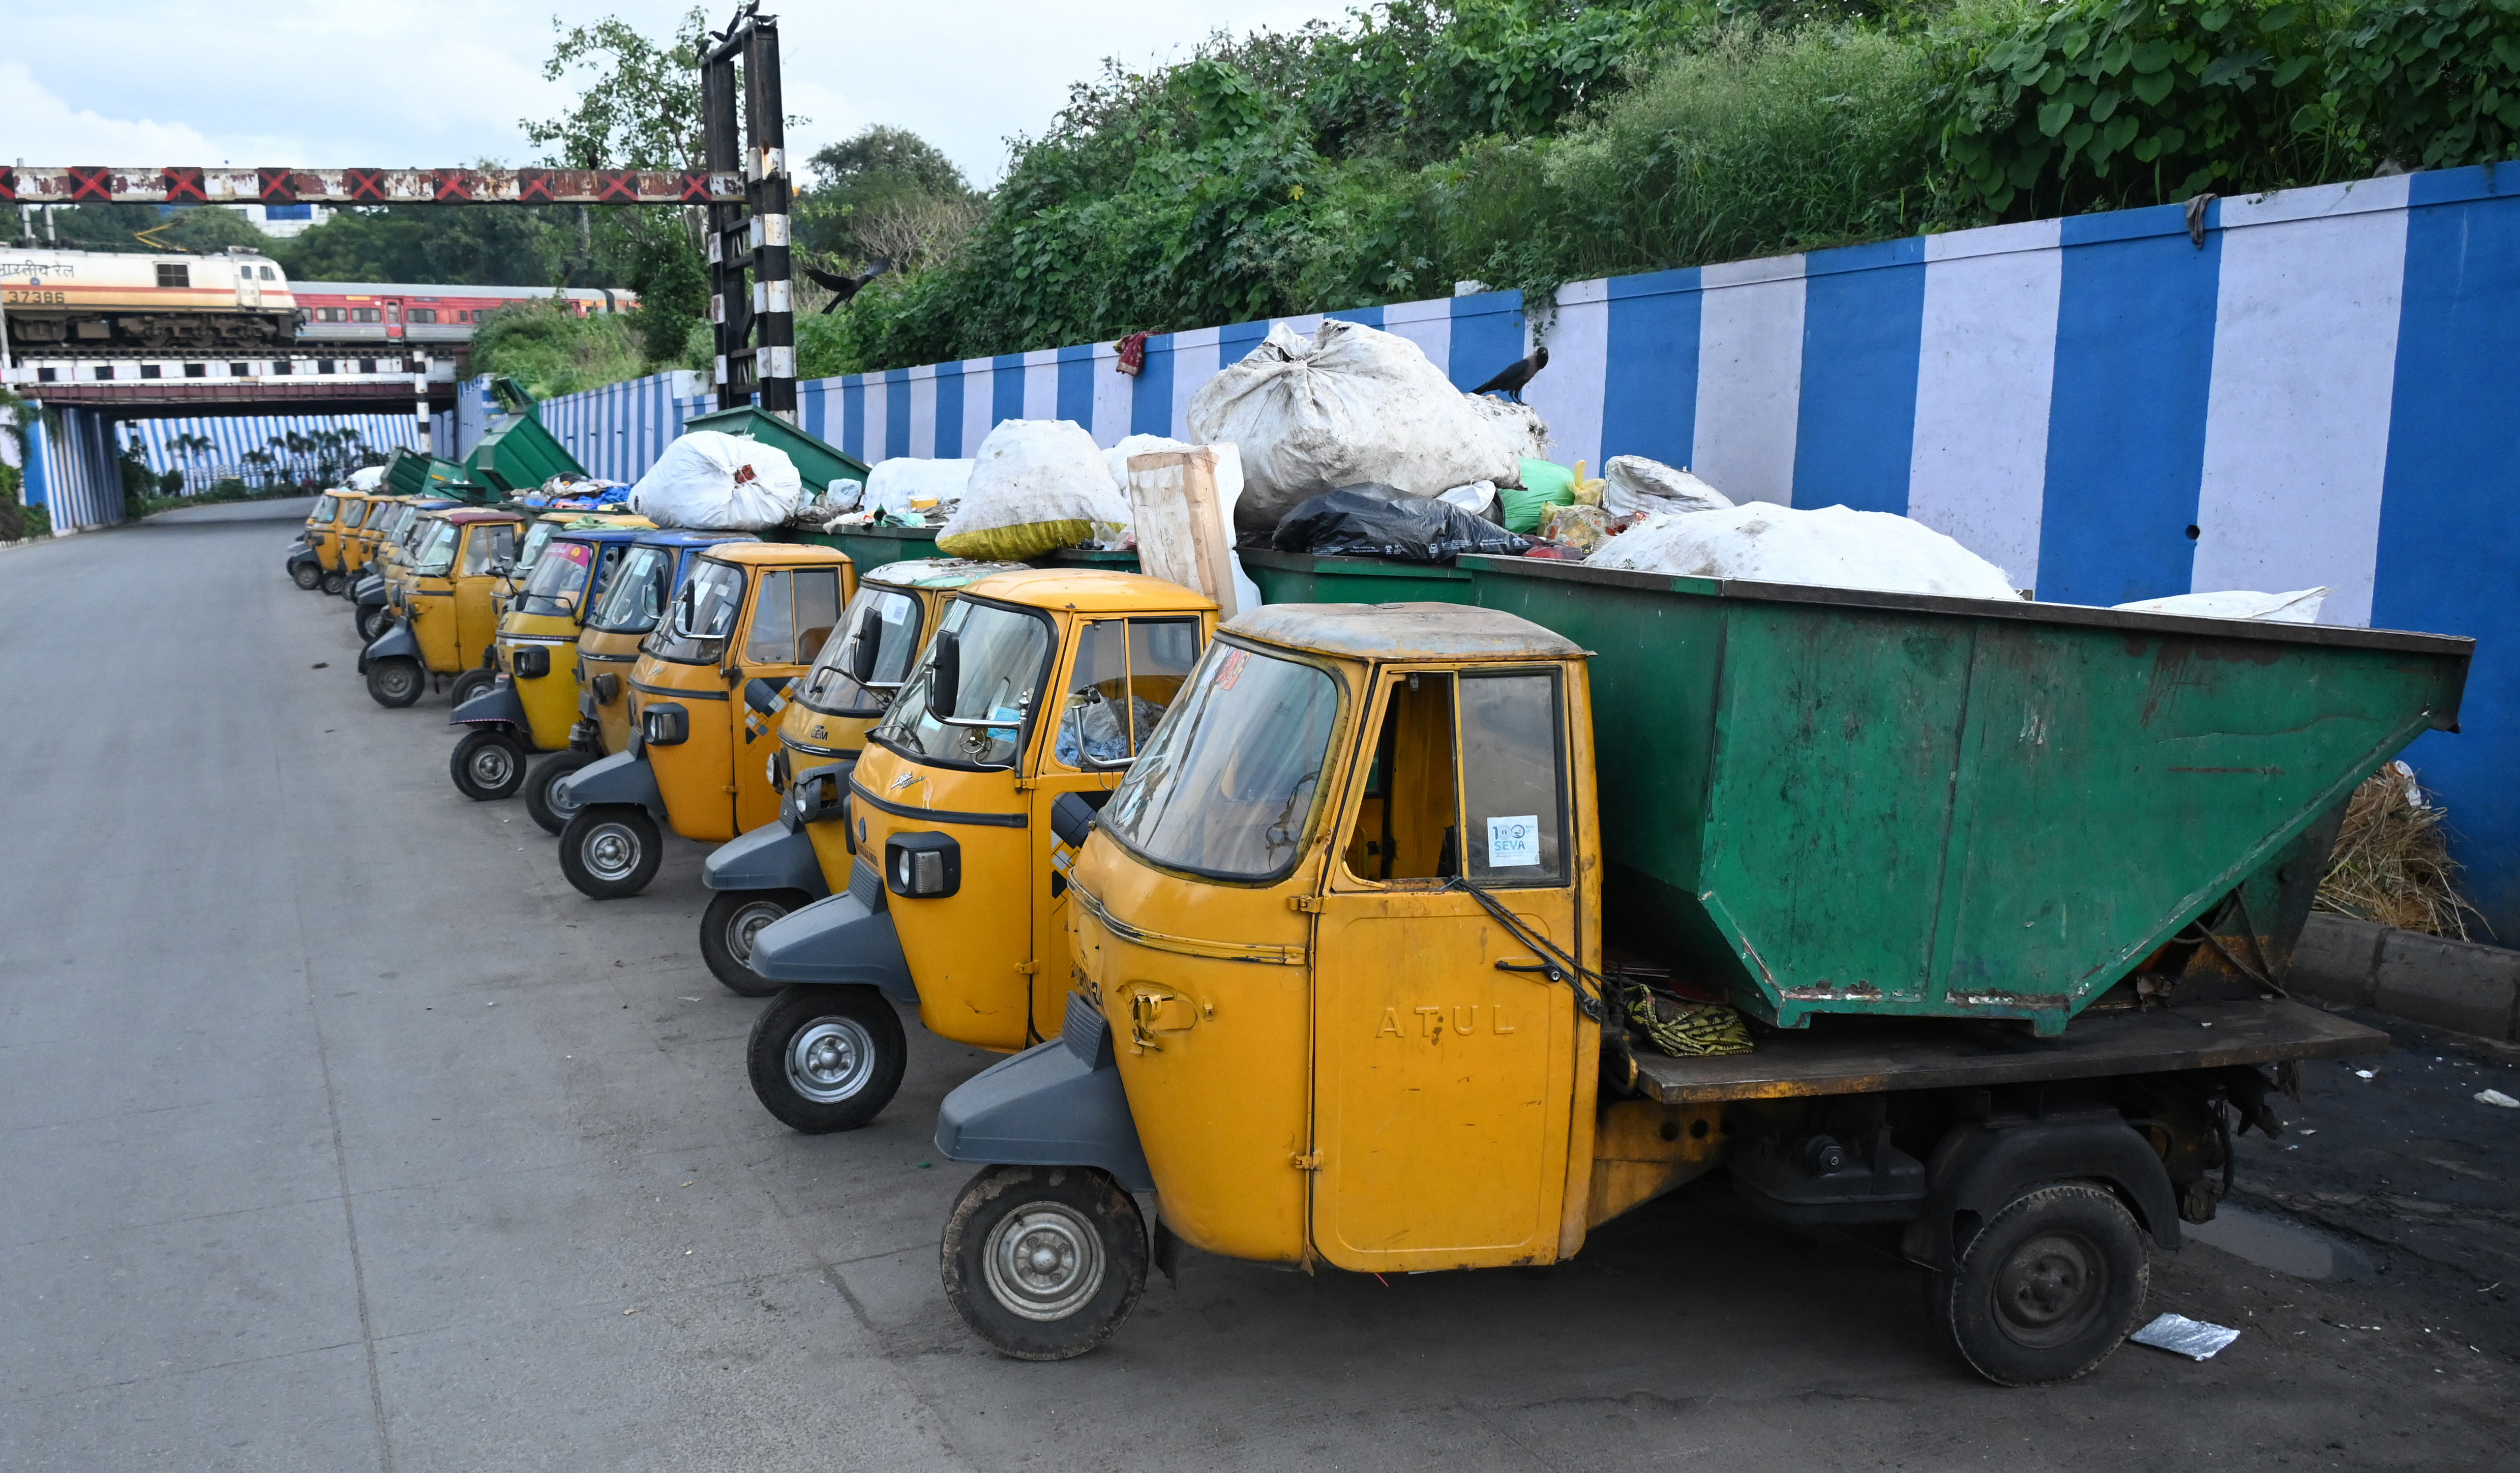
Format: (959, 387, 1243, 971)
(4, 1, 1356, 188)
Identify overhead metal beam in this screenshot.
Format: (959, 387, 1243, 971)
(0, 168, 744, 207)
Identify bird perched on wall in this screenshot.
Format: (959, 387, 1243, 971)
(1470, 345, 1548, 403)
(803, 259, 892, 313)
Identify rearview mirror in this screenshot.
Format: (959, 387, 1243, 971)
(928, 630, 961, 719)
(848, 606, 882, 685)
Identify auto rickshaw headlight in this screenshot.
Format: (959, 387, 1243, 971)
(642, 703, 689, 746)
(884, 832, 959, 899)
(513, 646, 551, 680)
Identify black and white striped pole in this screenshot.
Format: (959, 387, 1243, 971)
(703, 19, 749, 412)
(413, 368, 432, 456)
(743, 15, 794, 420)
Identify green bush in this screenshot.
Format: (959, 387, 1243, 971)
(470, 300, 649, 401)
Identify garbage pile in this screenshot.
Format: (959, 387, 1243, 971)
(631, 431, 806, 530)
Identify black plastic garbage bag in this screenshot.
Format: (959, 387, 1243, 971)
(1271, 484, 1531, 563)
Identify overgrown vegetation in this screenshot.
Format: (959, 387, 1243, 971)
(467, 299, 651, 400)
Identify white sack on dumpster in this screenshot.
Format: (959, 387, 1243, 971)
(347, 465, 387, 491)
(1188, 319, 1525, 534)
(631, 431, 805, 530)
(2112, 587, 2329, 624)
(864, 458, 974, 520)
(936, 419, 1131, 561)
(1464, 396, 1553, 471)
(1604, 455, 1734, 518)
(1587, 503, 2021, 601)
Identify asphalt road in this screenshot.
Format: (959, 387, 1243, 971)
(4, 500, 2515, 1471)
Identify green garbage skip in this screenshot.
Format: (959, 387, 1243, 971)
(1239, 548, 2473, 1035)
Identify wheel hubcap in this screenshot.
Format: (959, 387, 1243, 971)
(982, 1202, 1105, 1321)
(1993, 1230, 2105, 1348)
(546, 771, 585, 818)
(380, 667, 415, 698)
(583, 822, 641, 881)
(470, 744, 517, 787)
(726, 900, 788, 965)
(786, 1018, 876, 1103)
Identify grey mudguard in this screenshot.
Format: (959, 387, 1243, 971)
(934, 993, 1153, 1192)
(557, 752, 667, 820)
(287, 545, 322, 572)
(747, 882, 916, 1003)
(353, 576, 386, 606)
(357, 621, 418, 675)
(449, 681, 528, 729)
(702, 821, 832, 899)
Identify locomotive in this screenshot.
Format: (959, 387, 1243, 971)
(1, 246, 297, 351)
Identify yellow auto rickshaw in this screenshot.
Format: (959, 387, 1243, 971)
(736, 569, 1215, 1132)
(287, 490, 341, 590)
(444, 521, 658, 803)
(692, 557, 1024, 993)
(551, 542, 857, 898)
(351, 496, 459, 641)
(358, 508, 524, 708)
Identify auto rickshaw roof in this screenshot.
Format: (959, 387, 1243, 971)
(632, 529, 756, 548)
(549, 523, 657, 546)
(437, 508, 527, 525)
(957, 567, 1218, 614)
(700, 541, 853, 567)
(533, 510, 653, 527)
(1225, 602, 1584, 662)
(862, 557, 1028, 591)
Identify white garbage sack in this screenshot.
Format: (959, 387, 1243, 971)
(1587, 503, 2021, 601)
(1464, 396, 1553, 472)
(2113, 587, 2329, 624)
(1188, 319, 1526, 534)
(937, 420, 1131, 561)
(1604, 455, 1734, 518)
(346, 465, 387, 491)
(630, 431, 805, 531)
(864, 458, 974, 520)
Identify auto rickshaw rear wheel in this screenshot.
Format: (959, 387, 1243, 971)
(320, 569, 348, 596)
(703, 889, 815, 996)
(366, 656, 424, 709)
(524, 750, 598, 834)
(448, 667, 498, 709)
(355, 603, 392, 642)
(746, 985, 907, 1131)
(1925, 1181, 2150, 1387)
(941, 1164, 1148, 1362)
(558, 803, 663, 899)
(291, 562, 323, 591)
(451, 728, 528, 802)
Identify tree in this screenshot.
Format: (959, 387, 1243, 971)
(797, 126, 980, 267)
(272, 202, 564, 287)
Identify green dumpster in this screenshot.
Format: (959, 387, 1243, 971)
(1241, 548, 2473, 1034)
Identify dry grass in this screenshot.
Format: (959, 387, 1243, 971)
(2318, 763, 2491, 940)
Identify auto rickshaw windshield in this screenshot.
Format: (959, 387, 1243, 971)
(517, 540, 597, 616)
(873, 599, 1051, 771)
(801, 586, 921, 716)
(1098, 641, 1342, 881)
(412, 520, 461, 574)
(512, 519, 559, 577)
(645, 558, 746, 663)
(310, 495, 339, 525)
(587, 545, 672, 633)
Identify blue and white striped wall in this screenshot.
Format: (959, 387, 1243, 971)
(528, 162, 2520, 929)
(116, 413, 423, 485)
(18, 405, 123, 532)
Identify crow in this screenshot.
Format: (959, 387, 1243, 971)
(1469, 345, 1548, 402)
(802, 258, 893, 313)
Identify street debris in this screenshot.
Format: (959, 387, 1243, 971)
(2131, 1312, 2243, 1361)
(2476, 1089, 2518, 1108)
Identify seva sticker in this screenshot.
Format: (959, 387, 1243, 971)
(1486, 815, 1540, 867)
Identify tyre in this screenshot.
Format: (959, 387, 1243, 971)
(291, 562, 322, 591)
(702, 888, 814, 996)
(319, 569, 347, 596)
(366, 656, 423, 709)
(449, 728, 528, 801)
(1927, 1181, 2151, 1387)
(746, 985, 908, 1132)
(558, 804, 662, 899)
(941, 1164, 1148, 1362)
(448, 667, 497, 709)
(354, 603, 392, 642)
(524, 750, 598, 835)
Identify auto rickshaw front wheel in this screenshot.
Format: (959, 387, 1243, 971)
(448, 667, 498, 709)
(746, 985, 907, 1131)
(320, 569, 347, 596)
(355, 603, 392, 642)
(451, 729, 528, 802)
(942, 1164, 1148, 1362)
(1925, 1180, 2150, 1387)
(559, 804, 663, 899)
(524, 750, 599, 834)
(291, 562, 322, 591)
(366, 656, 424, 709)
(702, 889, 816, 996)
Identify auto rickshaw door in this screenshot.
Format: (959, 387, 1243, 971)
(729, 562, 846, 833)
(1309, 664, 1586, 1272)
(454, 522, 519, 669)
